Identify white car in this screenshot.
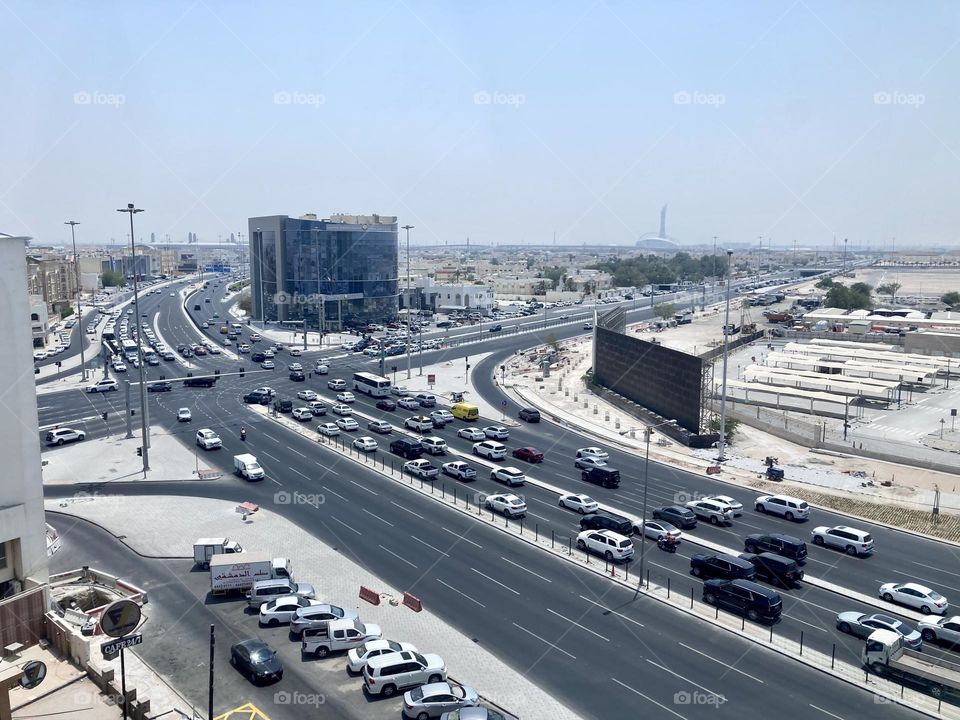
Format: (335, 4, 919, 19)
(201, 322, 209, 329)
(576, 447, 609, 461)
(353, 436, 378, 452)
(458, 427, 485, 441)
(336, 392, 355, 403)
(332, 404, 352, 416)
(577, 529, 635, 562)
(880, 582, 949, 615)
(485, 493, 527, 517)
(685, 499, 733, 525)
(289, 348, 302, 357)
(483, 426, 509, 440)
(86, 379, 118, 393)
(314, 364, 329, 375)
(297, 390, 318, 401)
(336, 417, 360, 432)
(259, 596, 321, 627)
(558, 493, 599, 514)
(45, 428, 86, 446)
(347, 639, 418, 674)
(328, 379, 347, 391)
(755, 494, 810, 521)
(367, 420, 393, 434)
(195, 429, 222, 450)
(404, 416, 434, 433)
(177, 408, 192, 422)
(706, 495, 743, 516)
(811, 526, 874, 556)
(442, 461, 477, 481)
(308, 401, 327, 416)
(398, 397, 420, 411)
(222, 339, 231, 347)
(490, 467, 526, 487)
(112, 362, 128, 373)
(260, 360, 275, 369)
(574, 456, 608, 470)
(391, 385, 411, 397)
(636, 519, 683, 542)
(917, 615, 960, 644)
(292, 407, 313, 421)
(404, 459, 439, 478)
(317, 423, 340, 437)
(289, 362, 303, 371)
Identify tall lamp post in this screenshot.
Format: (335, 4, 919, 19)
(402, 224, 414, 379)
(717, 249, 734, 463)
(117, 203, 150, 472)
(620, 419, 676, 585)
(65, 220, 87, 381)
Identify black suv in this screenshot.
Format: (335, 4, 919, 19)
(579, 512, 632, 536)
(376, 399, 396, 411)
(518, 408, 541, 423)
(183, 375, 216, 387)
(289, 370, 305, 382)
(390, 438, 423, 459)
(744, 533, 807, 563)
(652, 505, 697, 530)
(243, 390, 270, 405)
(703, 578, 783, 623)
(581, 467, 620, 488)
(273, 398, 293, 413)
(739, 552, 804, 587)
(251, 352, 266, 362)
(690, 553, 757, 581)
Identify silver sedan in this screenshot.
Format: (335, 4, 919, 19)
(836, 612, 922, 649)
(403, 682, 479, 719)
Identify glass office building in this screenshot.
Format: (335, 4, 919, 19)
(248, 213, 399, 330)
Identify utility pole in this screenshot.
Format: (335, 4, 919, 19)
(403, 224, 415, 379)
(117, 203, 150, 472)
(65, 220, 87, 380)
(717, 249, 734, 462)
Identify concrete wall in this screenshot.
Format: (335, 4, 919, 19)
(0, 236, 49, 587)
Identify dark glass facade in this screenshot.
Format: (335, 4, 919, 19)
(249, 215, 398, 329)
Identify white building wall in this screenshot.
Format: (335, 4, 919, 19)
(0, 236, 49, 588)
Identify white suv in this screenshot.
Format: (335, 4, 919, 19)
(811, 526, 874, 556)
(490, 467, 526, 487)
(685, 499, 733, 525)
(473, 441, 507, 460)
(45, 428, 86, 446)
(755, 494, 809, 521)
(195, 429, 222, 450)
(577, 530, 635, 562)
(363, 650, 446, 697)
(404, 416, 434, 433)
(86, 379, 118, 393)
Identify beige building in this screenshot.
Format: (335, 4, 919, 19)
(493, 274, 555, 300)
(26, 251, 78, 317)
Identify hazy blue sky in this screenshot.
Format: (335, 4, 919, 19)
(2, 1, 958, 248)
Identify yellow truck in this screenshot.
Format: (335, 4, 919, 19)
(451, 402, 479, 421)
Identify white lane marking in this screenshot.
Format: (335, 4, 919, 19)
(471, 568, 520, 595)
(809, 705, 845, 720)
(262, 432, 280, 443)
(332, 517, 361, 535)
(315, 461, 339, 477)
(437, 579, 485, 607)
(269, 477, 282, 486)
(261, 451, 280, 463)
(378, 544, 417, 568)
(610, 678, 686, 719)
(289, 467, 311, 480)
(513, 623, 575, 660)
(646, 659, 726, 701)
(529, 497, 556, 507)
(500, 556, 552, 582)
(527, 512, 550, 521)
(362, 508, 394, 527)
(287, 447, 308, 458)
(411, 535, 450, 557)
(442, 527, 482, 548)
(677, 643, 763, 682)
(546, 608, 609, 641)
(391, 501, 425, 520)
(913, 561, 960, 580)
(349, 480, 378, 496)
(578, 595, 644, 628)
(321, 485, 348, 502)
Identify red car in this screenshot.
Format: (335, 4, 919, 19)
(512, 447, 544, 463)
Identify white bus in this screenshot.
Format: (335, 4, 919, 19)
(353, 371, 391, 397)
(120, 339, 139, 360)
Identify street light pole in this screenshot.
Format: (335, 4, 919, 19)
(65, 220, 87, 381)
(117, 203, 149, 472)
(717, 249, 734, 462)
(403, 224, 414, 379)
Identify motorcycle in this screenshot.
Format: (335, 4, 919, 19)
(657, 536, 679, 553)
(240, 427, 247, 442)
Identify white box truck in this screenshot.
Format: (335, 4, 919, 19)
(193, 537, 243, 570)
(210, 552, 294, 594)
(864, 629, 960, 700)
(233, 453, 265, 481)
(301, 618, 382, 658)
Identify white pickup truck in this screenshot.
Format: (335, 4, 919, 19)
(233, 453, 265, 481)
(864, 629, 960, 700)
(193, 537, 243, 570)
(301, 618, 382, 658)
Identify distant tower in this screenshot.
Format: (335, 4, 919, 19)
(658, 204, 668, 239)
(150, 232, 156, 243)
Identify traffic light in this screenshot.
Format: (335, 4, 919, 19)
(136, 447, 142, 457)
(239, 366, 245, 377)
(214, 368, 220, 376)
(102, 412, 108, 421)
(56, 361, 62, 368)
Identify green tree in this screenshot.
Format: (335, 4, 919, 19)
(544, 331, 560, 354)
(101, 269, 126, 288)
(941, 291, 960, 307)
(525, 257, 535, 270)
(541, 265, 566, 286)
(653, 302, 676, 320)
(815, 277, 834, 290)
(708, 416, 740, 441)
(60, 306, 74, 318)
(875, 282, 901, 303)
(825, 282, 872, 310)
(237, 289, 252, 314)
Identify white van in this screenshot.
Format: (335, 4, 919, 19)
(472, 440, 507, 460)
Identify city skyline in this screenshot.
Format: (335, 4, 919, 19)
(3, 2, 960, 248)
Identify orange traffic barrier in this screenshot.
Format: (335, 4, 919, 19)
(402, 592, 423, 612)
(359, 586, 381, 605)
